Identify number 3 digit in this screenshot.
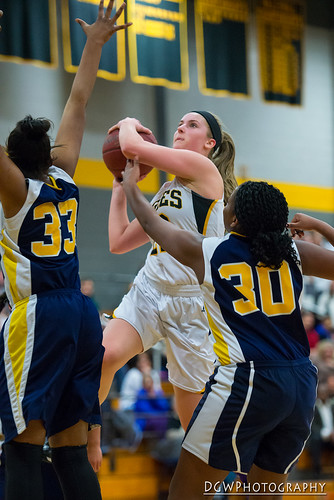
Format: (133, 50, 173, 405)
(31, 199, 78, 257)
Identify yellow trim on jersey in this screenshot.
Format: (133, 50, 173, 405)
(0, 233, 19, 305)
(205, 305, 231, 365)
(203, 199, 218, 236)
(7, 298, 29, 399)
(230, 231, 246, 238)
(46, 175, 62, 190)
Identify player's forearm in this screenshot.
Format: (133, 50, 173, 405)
(119, 123, 144, 159)
(124, 180, 203, 276)
(124, 181, 160, 239)
(311, 219, 334, 247)
(108, 190, 131, 253)
(68, 39, 103, 106)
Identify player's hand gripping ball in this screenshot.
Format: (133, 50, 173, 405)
(102, 129, 157, 180)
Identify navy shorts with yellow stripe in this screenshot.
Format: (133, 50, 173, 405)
(0, 289, 104, 442)
(182, 358, 318, 474)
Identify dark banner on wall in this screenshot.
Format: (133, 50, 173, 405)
(0, 0, 58, 67)
(256, 0, 305, 105)
(195, 0, 249, 97)
(62, 0, 126, 81)
(128, 0, 189, 90)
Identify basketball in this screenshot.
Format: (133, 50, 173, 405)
(102, 129, 157, 180)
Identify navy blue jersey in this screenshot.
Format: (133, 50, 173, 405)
(201, 232, 309, 364)
(0, 166, 80, 305)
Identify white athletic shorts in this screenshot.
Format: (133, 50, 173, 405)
(113, 269, 216, 393)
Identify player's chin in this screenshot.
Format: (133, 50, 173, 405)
(173, 140, 185, 149)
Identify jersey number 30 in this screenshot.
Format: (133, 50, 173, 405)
(219, 261, 295, 317)
(31, 199, 78, 257)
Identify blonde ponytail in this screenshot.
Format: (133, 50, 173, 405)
(208, 116, 238, 204)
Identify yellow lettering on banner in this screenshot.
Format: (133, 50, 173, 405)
(134, 0, 182, 4)
(196, 0, 249, 24)
(138, 0, 162, 4)
(135, 19, 175, 40)
(257, 0, 304, 98)
(128, 0, 188, 89)
(133, 4, 184, 41)
(135, 5, 184, 22)
(78, 0, 103, 4)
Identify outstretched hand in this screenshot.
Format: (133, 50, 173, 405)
(76, 0, 132, 45)
(121, 158, 141, 187)
(287, 213, 317, 238)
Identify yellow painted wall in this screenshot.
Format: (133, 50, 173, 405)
(74, 158, 334, 214)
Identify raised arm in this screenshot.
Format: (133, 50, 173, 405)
(109, 117, 223, 199)
(0, 15, 29, 217)
(108, 178, 149, 253)
(288, 213, 334, 247)
(296, 240, 334, 281)
(54, 1, 131, 177)
(121, 160, 205, 282)
(0, 147, 27, 218)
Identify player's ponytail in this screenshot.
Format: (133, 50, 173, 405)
(207, 116, 238, 204)
(235, 181, 299, 269)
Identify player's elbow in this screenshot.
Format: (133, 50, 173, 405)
(109, 241, 124, 254)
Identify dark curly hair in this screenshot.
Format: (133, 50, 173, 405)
(6, 115, 53, 179)
(235, 181, 299, 269)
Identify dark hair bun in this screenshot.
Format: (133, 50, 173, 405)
(20, 115, 51, 140)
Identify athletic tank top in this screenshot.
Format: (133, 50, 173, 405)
(144, 177, 225, 286)
(201, 233, 310, 364)
(0, 166, 80, 305)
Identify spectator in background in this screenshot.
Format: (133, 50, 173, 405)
(119, 351, 162, 412)
(302, 310, 320, 351)
(317, 281, 334, 328)
(134, 373, 170, 439)
(327, 374, 334, 401)
(306, 382, 334, 477)
(300, 232, 332, 313)
(150, 396, 184, 468)
(315, 315, 333, 341)
(311, 339, 334, 384)
(81, 278, 100, 311)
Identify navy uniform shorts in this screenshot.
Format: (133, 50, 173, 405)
(0, 289, 104, 442)
(182, 358, 318, 474)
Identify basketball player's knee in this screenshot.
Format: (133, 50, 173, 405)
(102, 342, 128, 373)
